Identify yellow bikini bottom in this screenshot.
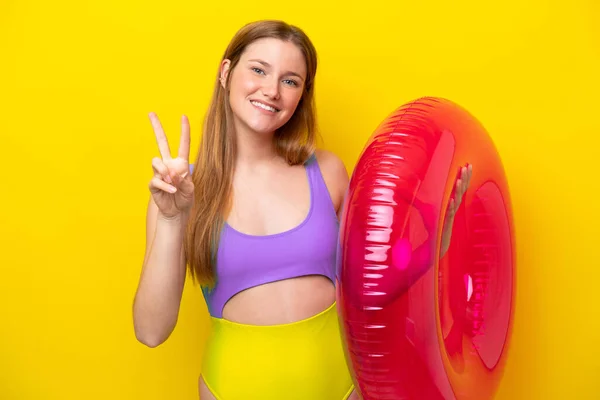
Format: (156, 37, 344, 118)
(200, 301, 355, 399)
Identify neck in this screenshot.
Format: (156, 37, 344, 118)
(234, 125, 279, 168)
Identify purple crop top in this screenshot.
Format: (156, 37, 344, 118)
(196, 154, 339, 318)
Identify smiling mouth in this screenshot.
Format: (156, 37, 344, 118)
(250, 100, 280, 113)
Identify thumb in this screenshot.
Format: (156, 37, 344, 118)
(178, 174, 195, 195)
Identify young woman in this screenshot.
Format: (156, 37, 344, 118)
(132, 19, 471, 400)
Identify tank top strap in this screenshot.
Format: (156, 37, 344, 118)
(304, 152, 338, 218)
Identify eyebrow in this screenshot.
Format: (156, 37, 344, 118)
(248, 59, 305, 81)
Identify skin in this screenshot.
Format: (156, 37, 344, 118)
(145, 37, 471, 400)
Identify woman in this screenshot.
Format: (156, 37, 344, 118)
(132, 20, 471, 400)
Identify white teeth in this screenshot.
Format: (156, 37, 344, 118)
(251, 101, 277, 112)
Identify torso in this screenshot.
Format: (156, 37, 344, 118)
(216, 150, 346, 325)
(222, 276, 336, 324)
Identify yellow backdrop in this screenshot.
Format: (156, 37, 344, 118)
(1, 0, 598, 399)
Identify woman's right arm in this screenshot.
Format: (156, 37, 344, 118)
(132, 113, 195, 348)
(133, 198, 188, 347)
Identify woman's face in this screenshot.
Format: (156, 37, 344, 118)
(222, 37, 307, 137)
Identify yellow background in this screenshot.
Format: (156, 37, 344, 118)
(1, 0, 598, 399)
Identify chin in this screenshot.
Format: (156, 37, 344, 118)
(245, 121, 282, 136)
(243, 112, 291, 135)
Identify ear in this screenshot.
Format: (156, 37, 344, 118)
(219, 59, 231, 89)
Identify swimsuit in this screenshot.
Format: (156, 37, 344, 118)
(196, 154, 354, 399)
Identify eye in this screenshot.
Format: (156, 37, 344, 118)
(283, 79, 298, 87)
(251, 67, 265, 75)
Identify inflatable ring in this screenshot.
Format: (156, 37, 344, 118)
(336, 97, 515, 400)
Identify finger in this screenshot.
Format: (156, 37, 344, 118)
(149, 112, 172, 160)
(466, 164, 473, 186)
(170, 171, 184, 187)
(454, 178, 464, 202)
(151, 157, 172, 184)
(178, 115, 191, 161)
(172, 171, 194, 188)
(461, 166, 468, 182)
(446, 198, 456, 219)
(149, 176, 177, 194)
(459, 166, 470, 195)
(175, 173, 195, 195)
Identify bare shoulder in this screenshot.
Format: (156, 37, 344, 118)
(314, 149, 349, 213)
(314, 149, 348, 183)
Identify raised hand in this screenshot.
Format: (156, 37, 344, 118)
(440, 164, 472, 257)
(148, 112, 195, 219)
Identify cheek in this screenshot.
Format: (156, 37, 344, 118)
(231, 73, 260, 97)
(283, 90, 303, 109)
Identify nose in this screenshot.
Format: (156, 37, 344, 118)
(261, 77, 280, 100)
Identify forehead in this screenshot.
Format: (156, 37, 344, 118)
(241, 38, 306, 77)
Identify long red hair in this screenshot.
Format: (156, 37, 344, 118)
(184, 20, 319, 286)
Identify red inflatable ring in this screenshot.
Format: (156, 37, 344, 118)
(336, 97, 515, 400)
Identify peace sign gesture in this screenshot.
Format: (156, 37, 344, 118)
(148, 113, 195, 219)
